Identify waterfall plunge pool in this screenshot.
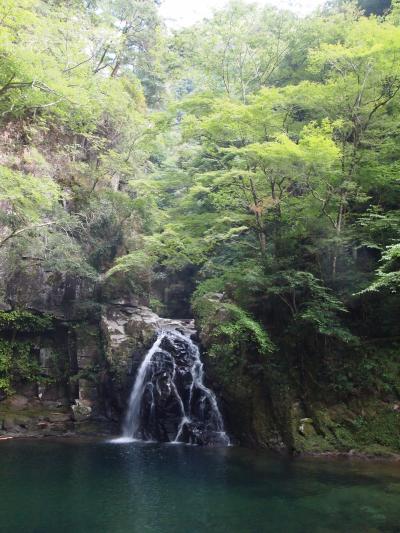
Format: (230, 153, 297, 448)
(1, 438, 400, 532)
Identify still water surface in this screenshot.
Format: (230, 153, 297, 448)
(0, 439, 399, 533)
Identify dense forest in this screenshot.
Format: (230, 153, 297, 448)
(0, 0, 399, 454)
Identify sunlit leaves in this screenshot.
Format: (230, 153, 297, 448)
(362, 243, 400, 293)
(0, 166, 59, 223)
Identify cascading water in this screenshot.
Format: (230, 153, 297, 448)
(117, 325, 230, 446)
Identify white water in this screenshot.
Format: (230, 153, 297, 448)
(171, 330, 228, 444)
(121, 332, 165, 439)
(118, 327, 230, 446)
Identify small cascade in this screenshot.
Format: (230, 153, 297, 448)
(119, 325, 230, 446)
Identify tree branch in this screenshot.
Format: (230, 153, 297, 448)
(0, 222, 57, 248)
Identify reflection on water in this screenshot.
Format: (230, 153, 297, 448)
(0, 439, 400, 533)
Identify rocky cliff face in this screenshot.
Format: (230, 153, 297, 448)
(2, 270, 399, 457)
(0, 305, 163, 438)
(196, 294, 400, 457)
(195, 294, 291, 452)
(0, 265, 204, 440)
(0, 266, 166, 438)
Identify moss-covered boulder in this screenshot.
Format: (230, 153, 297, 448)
(291, 399, 400, 457)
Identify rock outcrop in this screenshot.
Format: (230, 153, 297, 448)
(100, 304, 195, 413)
(119, 328, 229, 446)
(0, 263, 163, 437)
(0, 296, 198, 439)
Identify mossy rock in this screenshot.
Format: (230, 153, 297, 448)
(293, 400, 400, 455)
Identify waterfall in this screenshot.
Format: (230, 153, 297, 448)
(121, 332, 165, 440)
(117, 327, 230, 446)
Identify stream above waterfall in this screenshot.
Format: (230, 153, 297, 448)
(116, 322, 229, 446)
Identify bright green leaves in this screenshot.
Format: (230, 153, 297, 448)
(0, 0, 148, 131)
(308, 16, 400, 154)
(299, 120, 342, 169)
(105, 250, 155, 280)
(309, 17, 400, 74)
(363, 243, 400, 293)
(229, 135, 301, 169)
(0, 0, 399, 397)
(95, 0, 163, 104)
(144, 227, 205, 271)
(225, 126, 340, 184)
(181, 97, 256, 145)
(258, 270, 357, 343)
(168, 0, 297, 102)
(193, 295, 275, 357)
(0, 166, 59, 222)
(0, 165, 60, 248)
(1, 0, 88, 122)
(102, 249, 155, 298)
(0, 0, 159, 287)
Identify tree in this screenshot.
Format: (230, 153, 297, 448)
(362, 243, 400, 293)
(328, 0, 391, 16)
(0, 166, 60, 248)
(167, 1, 297, 102)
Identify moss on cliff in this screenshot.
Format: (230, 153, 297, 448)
(194, 293, 293, 450)
(291, 399, 400, 456)
(0, 310, 54, 333)
(194, 293, 400, 456)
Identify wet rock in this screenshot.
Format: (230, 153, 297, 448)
(100, 305, 160, 414)
(76, 325, 102, 370)
(72, 400, 92, 422)
(101, 305, 160, 371)
(126, 330, 229, 446)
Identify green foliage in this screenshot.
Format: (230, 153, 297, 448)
(353, 409, 400, 449)
(104, 250, 155, 294)
(1, 0, 400, 426)
(363, 243, 400, 293)
(144, 1, 400, 405)
(215, 303, 275, 356)
(0, 341, 12, 394)
(0, 166, 59, 221)
(168, 1, 297, 101)
(0, 311, 53, 333)
(149, 297, 166, 315)
(263, 271, 357, 343)
(0, 0, 160, 289)
(0, 339, 42, 395)
(193, 295, 275, 357)
(328, 344, 400, 396)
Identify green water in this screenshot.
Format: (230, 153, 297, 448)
(0, 440, 400, 533)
